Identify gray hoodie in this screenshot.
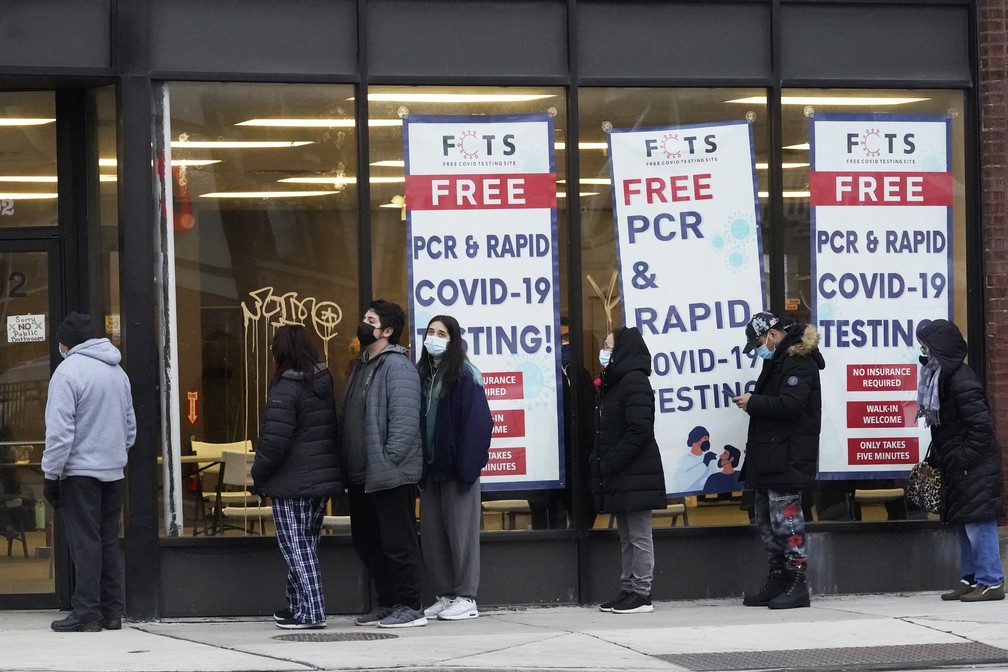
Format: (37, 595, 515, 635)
(41, 338, 137, 481)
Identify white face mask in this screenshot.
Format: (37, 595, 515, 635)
(424, 335, 449, 358)
(59, 348, 68, 359)
(599, 349, 611, 367)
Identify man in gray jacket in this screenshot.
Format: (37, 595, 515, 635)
(42, 312, 136, 632)
(342, 300, 425, 628)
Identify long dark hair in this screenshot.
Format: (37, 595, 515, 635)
(270, 324, 321, 389)
(416, 315, 467, 397)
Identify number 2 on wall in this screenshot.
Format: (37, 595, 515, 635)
(3, 272, 27, 298)
(0, 199, 13, 216)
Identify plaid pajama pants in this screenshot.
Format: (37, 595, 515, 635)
(272, 496, 328, 624)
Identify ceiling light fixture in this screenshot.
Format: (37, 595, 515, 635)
(554, 142, 608, 150)
(783, 143, 810, 151)
(279, 176, 405, 185)
(371, 160, 405, 168)
(758, 190, 810, 199)
(727, 96, 928, 106)
(363, 93, 556, 103)
(0, 118, 56, 126)
(199, 191, 337, 199)
(172, 140, 313, 149)
(98, 158, 221, 167)
(236, 118, 402, 128)
(0, 176, 58, 183)
(0, 192, 58, 199)
(755, 162, 810, 170)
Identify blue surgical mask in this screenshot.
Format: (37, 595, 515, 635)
(599, 349, 611, 368)
(755, 344, 773, 360)
(423, 335, 448, 358)
(59, 348, 68, 359)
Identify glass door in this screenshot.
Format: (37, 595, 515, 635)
(0, 237, 61, 606)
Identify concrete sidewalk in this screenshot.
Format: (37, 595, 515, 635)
(4, 593, 1008, 672)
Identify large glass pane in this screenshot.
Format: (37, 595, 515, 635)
(158, 82, 359, 537)
(0, 247, 54, 593)
(0, 91, 57, 228)
(578, 88, 768, 528)
(368, 86, 571, 530)
(780, 89, 967, 522)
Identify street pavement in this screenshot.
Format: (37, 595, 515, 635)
(3, 592, 1008, 672)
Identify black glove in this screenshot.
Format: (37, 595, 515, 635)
(43, 479, 62, 509)
(703, 451, 718, 467)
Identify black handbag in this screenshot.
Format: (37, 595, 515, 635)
(907, 444, 942, 514)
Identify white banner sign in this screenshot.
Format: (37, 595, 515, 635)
(7, 314, 45, 343)
(609, 121, 766, 496)
(404, 114, 563, 489)
(810, 113, 952, 477)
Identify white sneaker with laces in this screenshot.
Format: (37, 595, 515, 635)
(438, 596, 479, 620)
(424, 595, 454, 618)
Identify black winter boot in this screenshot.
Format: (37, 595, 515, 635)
(768, 569, 810, 609)
(742, 568, 788, 606)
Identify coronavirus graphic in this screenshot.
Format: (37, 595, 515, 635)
(660, 133, 681, 159)
(458, 130, 479, 159)
(860, 128, 881, 157)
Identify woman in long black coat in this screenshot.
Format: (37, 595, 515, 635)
(917, 319, 1004, 602)
(591, 326, 666, 615)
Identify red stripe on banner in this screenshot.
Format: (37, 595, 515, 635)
(809, 171, 952, 206)
(846, 400, 918, 428)
(405, 173, 557, 210)
(847, 436, 919, 465)
(491, 409, 526, 438)
(482, 447, 527, 476)
(846, 363, 917, 392)
(482, 372, 524, 400)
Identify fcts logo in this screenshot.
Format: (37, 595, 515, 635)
(848, 129, 916, 157)
(644, 133, 717, 158)
(442, 132, 517, 158)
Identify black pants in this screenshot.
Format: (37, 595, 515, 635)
(347, 483, 422, 610)
(59, 477, 124, 623)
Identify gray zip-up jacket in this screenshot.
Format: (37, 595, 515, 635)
(342, 344, 422, 492)
(42, 338, 136, 481)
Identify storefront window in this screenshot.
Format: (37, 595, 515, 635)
(156, 82, 359, 537)
(0, 91, 57, 228)
(579, 88, 768, 528)
(368, 86, 571, 530)
(780, 89, 967, 522)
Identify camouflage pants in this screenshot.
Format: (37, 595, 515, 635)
(754, 488, 807, 571)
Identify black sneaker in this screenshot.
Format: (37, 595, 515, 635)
(598, 591, 630, 613)
(51, 614, 102, 632)
(611, 592, 654, 614)
(275, 615, 326, 630)
(273, 608, 293, 623)
(941, 578, 976, 601)
(355, 605, 394, 626)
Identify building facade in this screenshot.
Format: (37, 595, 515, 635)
(0, 0, 1000, 619)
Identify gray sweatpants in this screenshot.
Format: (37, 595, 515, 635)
(615, 509, 655, 595)
(420, 478, 481, 599)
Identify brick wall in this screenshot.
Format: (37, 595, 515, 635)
(979, 1, 1008, 513)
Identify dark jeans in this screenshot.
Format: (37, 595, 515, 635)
(59, 477, 124, 623)
(347, 483, 422, 611)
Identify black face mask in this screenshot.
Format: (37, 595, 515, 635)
(701, 440, 711, 452)
(357, 321, 379, 347)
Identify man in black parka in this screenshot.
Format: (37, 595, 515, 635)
(917, 319, 1004, 601)
(732, 311, 825, 609)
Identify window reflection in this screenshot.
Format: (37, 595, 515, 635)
(0, 91, 57, 229)
(158, 82, 359, 537)
(367, 86, 572, 530)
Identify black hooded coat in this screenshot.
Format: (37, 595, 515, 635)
(917, 319, 1003, 524)
(740, 323, 825, 489)
(590, 327, 666, 513)
(252, 363, 343, 499)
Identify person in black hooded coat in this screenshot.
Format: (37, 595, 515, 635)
(732, 311, 825, 610)
(252, 325, 343, 629)
(591, 327, 666, 615)
(916, 319, 1004, 602)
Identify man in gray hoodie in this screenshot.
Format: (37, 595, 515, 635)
(342, 300, 425, 628)
(42, 312, 136, 632)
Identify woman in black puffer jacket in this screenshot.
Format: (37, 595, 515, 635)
(916, 319, 1004, 602)
(252, 325, 343, 628)
(591, 326, 666, 615)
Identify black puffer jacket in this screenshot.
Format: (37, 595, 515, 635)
(917, 319, 1003, 524)
(590, 327, 666, 513)
(740, 324, 825, 489)
(252, 363, 343, 499)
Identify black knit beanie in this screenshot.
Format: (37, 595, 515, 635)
(57, 312, 95, 348)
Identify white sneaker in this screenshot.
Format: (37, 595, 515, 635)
(423, 595, 454, 618)
(438, 596, 479, 620)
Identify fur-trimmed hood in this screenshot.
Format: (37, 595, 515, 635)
(777, 323, 826, 369)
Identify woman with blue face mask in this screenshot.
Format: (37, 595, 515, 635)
(416, 315, 493, 622)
